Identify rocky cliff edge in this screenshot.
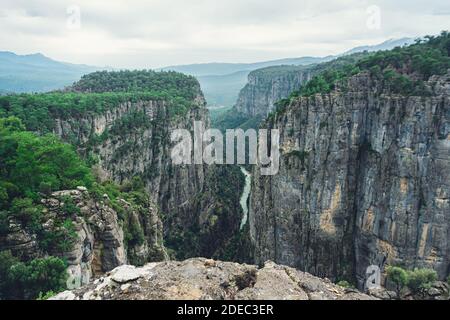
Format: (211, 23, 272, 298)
(50, 258, 375, 300)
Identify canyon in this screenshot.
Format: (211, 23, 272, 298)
(0, 71, 246, 299)
(1, 34, 450, 300)
(235, 65, 312, 117)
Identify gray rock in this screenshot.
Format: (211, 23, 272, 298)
(235, 66, 312, 117)
(77, 186, 88, 192)
(250, 71, 450, 287)
(51, 92, 241, 259)
(49, 291, 76, 300)
(111, 265, 142, 284)
(51, 258, 375, 300)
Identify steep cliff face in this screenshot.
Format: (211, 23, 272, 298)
(235, 66, 311, 117)
(250, 71, 450, 287)
(50, 88, 242, 259)
(54, 98, 208, 218)
(233, 53, 370, 120)
(0, 70, 245, 262)
(0, 187, 167, 288)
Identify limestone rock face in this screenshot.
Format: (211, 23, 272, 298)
(50, 258, 375, 300)
(53, 101, 209, 227)
(41, 189, 128, 284)
(0, 188, 167, 288)
(250, 71, 450, 287)
(235, 67, 312, 117)
(51, 94, 242, 259)
(0, 222, 41, 261)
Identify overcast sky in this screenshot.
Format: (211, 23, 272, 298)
(1, 0, 449, 68)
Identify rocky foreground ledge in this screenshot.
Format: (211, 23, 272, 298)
(51, 258, 375, 300)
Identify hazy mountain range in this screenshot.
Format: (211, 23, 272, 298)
(0, 37, 414, 104)
(0, 51, 104, 93)
(162, 38, 414, 107)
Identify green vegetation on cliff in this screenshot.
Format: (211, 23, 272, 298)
(386, 266, 438, 297)
(273, 31, 450, 113)
(70, 70, 199, 96)
(0, 117, 93, 201)
(0, 70, 202, 134)
(0, 117, 91, 299)
(0, 117, 92, 250)
(0, 251, 68, 300)
(0, 117, 163, 299)
(164, 165, 247, 261)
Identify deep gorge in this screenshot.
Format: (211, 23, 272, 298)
(2, 33, 450, 300)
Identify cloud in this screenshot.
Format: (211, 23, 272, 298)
(0, 0, 449, 68)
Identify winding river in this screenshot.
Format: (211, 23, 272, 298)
(239, 166, 252, 231)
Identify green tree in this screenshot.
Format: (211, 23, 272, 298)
(0, 251, 68, 300)
(0, 116, 25, 132)
(0, 117, 93, 203)
(386, 266, 409, 297)
(407, 268, 438, 293)
(0, 118, 90, 254)
(0, 250, 19, 299)
(24, 256, 68, 299)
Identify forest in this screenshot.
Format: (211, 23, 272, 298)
(279, 31, 450, 109)
(0, 70, 201, 133)
(0, 117, 161, 299)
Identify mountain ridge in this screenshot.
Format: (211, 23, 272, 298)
(161, 37, 415, 107)
(0, 51, 106, 93)
(161, 38, 414, 77)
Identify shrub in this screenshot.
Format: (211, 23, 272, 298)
(336, 280, 354, 289)
(0, 252, 68, 300)
(61, 196, 81, 216)
(407, 268, 438, 292)
(386, 266, 408, 296)
(386, 266, 439, 295)
(39, 219, 78, 253)
(24, 257, 68, 299)
(36, 291, 56, 300)
(125, 218, 145, 247)
(9, 197, 41, 229)
(0, 251, 19, 299)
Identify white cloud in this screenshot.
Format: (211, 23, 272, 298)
(0, 0, 449, 68)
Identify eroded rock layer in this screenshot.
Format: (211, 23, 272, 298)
(235, 66, 311, 117)
(250, 71, 450, 287)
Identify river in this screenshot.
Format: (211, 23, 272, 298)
(239, 166, 252, 231)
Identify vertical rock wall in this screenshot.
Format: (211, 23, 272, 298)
(250, 72, 450, 286)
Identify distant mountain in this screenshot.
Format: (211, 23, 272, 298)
(161, 38, 415, 107)
(160, 56, 334, 77)
(162, 56, 337, 107)
(1, 37, 415, 99)
(197, 70, 250, 108)
(0, 51, 105, 93)
(342, 37, 414, 55)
